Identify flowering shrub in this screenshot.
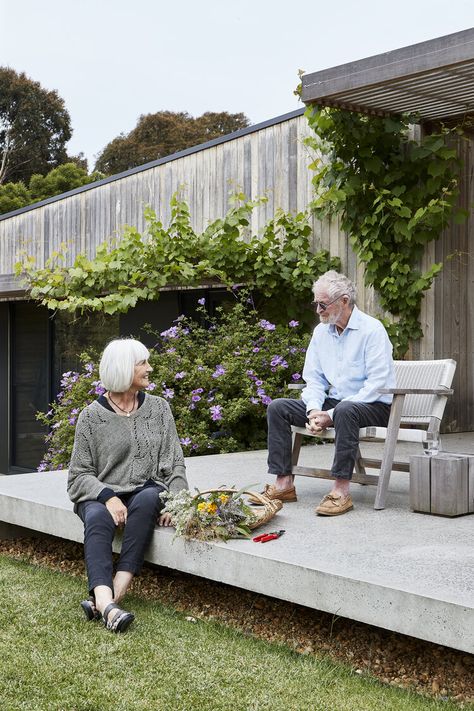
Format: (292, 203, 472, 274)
(160, 487, 257, 541)
(37, 298, 308, 470)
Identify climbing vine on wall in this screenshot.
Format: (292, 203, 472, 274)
(304, 106, 467, 356)
(15, 192, 339, 328)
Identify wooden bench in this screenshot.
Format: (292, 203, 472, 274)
(290, 359, 456, 509)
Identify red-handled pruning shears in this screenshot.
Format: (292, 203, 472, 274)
(253, 530, 285, 543)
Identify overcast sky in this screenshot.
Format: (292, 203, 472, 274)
(1, 0, 473, 169)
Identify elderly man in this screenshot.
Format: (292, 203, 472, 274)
(261, 270, 395, 516)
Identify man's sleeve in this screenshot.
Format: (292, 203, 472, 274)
(343, 325, 394, 404)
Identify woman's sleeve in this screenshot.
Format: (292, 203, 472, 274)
(67, 410, 106, 504)
(158, 401, 188, 493)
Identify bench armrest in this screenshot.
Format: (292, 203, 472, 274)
(378, 388, 453, 395)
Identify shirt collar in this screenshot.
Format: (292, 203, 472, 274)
(328, 305, 360, 335)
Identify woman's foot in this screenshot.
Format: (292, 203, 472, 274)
(103, 603, 135, 633)
(80, 596, 101, 621)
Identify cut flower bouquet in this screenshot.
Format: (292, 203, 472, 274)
(160, 486, 281, 542)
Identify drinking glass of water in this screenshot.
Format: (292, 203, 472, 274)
(423, 431, 440, 456)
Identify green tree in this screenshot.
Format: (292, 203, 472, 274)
(0, 181, 31, 214)
(0, 67, 72, 185)
(29, 163, 104, 202)
(94, 110, 250, 174)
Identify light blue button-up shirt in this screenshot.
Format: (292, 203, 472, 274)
(301, 305, 395, 417)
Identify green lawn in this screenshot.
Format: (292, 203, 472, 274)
(0, 555, 463, 711)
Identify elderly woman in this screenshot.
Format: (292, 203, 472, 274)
(67, 338, 187, 633)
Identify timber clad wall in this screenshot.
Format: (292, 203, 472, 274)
(0, 110, 472, 431)
(0, 111, 365, 300)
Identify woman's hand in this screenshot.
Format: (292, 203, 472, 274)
(158, 512, 173, 527)
(105, 496, 128, 527)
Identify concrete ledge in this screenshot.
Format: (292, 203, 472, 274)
(0, 445, 473, 654)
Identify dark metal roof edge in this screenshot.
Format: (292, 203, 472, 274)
(0, 107, 306, 223)
(302, 28, 474, 101)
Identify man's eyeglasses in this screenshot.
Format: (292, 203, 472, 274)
(312, 294, 345, 312)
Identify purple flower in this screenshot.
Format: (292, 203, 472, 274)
(192, 388, 204, 394)
(292, 373, 302, 381)
(161, 326, 180, 339)
(162, 387, 174, 399)
(180, 437, 192, 446)
(198, 297, 205, 305)
(71, 408, 79, 415)
(166, 347, 176, 354)
(85, 362, 94, 373)
(210, 404, 223, 421)
(261, 395, 272, 406)
(68, 416, 76, 425)
(270, 355, 288, 368)
(252, 347, 260, 353)
(175, 371, 186, 380)
(146, 382, 157, 391)
(250, 397, 260, 405)
(256, 387, 266, 396)
(197, 365, 205, 371)
(212, 365, 226, 378)
(259, 319, 276, 331)
(288, 320, 299, 328)
(94, 384, 106, 395)
(289, 347, 298, 354)
(37, 462, 47, 472)
(246, 370, 254, 376)
(255, 380, 263, 386)
(191, 395, 201, 402)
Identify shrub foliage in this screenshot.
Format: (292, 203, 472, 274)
(37, 299, 307, 470)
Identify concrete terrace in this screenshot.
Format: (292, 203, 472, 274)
(0, 435, 473, 654)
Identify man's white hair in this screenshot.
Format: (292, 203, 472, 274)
(99, 338, 150, 393)
(312, 270, 357, 305)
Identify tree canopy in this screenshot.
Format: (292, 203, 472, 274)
(94, 110, 250, 175)
(0, 163, 104, 215)
(0, 67, 72, 185)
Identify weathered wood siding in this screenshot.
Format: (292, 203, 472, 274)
(0, 111, 374, 306)
(418, 132, 474, 433)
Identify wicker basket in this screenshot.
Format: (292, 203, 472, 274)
(195, 488, 283, 531)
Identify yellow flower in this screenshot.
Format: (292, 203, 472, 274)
(197, 502, 207, 512)
(219, 494, 229, 504)
(207, 502, 218, 514)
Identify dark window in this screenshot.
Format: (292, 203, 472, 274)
(11, 303, 51, 470)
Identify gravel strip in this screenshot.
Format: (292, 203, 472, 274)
(1, 536, 473, 706)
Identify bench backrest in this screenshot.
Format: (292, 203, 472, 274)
(396, 359, 456, 426)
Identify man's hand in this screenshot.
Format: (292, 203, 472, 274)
(158, 512, 173, 527)
(306, 410, 333, 434)
(105, 496, 128, 527)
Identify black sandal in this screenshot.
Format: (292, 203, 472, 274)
(103, 603, 135, 633)
(80, 596, 101, 621)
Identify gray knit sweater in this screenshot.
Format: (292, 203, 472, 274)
(67, 394, 188, 505)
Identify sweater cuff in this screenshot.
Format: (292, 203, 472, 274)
(97, 487, 116, 504)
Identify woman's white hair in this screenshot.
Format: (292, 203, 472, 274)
(99, 338, 150, 393)
(312, 270, 357, 305)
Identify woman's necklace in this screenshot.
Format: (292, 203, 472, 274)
(107, 393, 136, 417)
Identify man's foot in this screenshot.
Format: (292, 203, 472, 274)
(248, 483, 297, 505)
(315, 493, 353, 516)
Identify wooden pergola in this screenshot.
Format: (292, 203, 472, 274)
(301, 28, 474, 123)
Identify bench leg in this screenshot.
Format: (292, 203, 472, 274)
(291, 431, 303, 467)
(374, 394, 405, 510)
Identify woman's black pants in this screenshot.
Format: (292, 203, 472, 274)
(77, 486, 163, 595)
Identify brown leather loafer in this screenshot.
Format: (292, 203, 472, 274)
(248, 483, 297, 505)
(315, 493, 353, 516)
